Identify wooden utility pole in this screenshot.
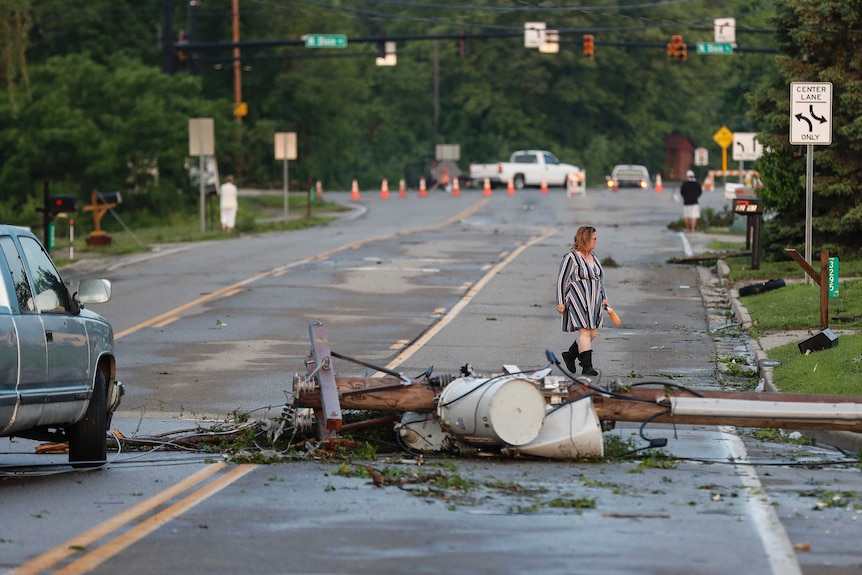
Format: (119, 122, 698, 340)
(294, 375, 862, 432)
(232, 0, 243, 177)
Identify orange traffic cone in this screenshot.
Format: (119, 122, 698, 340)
(540, 177, 548, 195)
(655, 173, 663, 193)
(419, 177, 427, 198)
(398, 178, 406, 198)
(452, 177, 460, 197)
(380, 178, 389, 199)
(483, 177, 492, 196)
(351, 179, 360, 200)
(507, 178, 515, 196)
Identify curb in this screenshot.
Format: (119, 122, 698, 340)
(721, 262, 862, 454)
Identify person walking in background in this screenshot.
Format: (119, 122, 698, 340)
(680, 169, 703, 234)
(555, 226, 610, 376)
(219, 175, 238, 231)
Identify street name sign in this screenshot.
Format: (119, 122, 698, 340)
(305, 34, 347, 48)
(697, 42, 733, 55)
(790, 82, 832, 145)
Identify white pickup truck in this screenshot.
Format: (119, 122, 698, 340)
(469, 150, 580, 190)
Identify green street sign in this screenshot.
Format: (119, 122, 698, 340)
(828, 257, 839, 298)
(305, 34, 347, 48)
(696, 42, 733, 55)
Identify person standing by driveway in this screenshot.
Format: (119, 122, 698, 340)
(680, 170, 703, 234)
(555, 226, 610, 376)
(219, 175, 238, 232)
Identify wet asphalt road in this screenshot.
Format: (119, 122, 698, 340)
(2, 186, 861, 575)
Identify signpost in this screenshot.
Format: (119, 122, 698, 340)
(304, 34, 347, 48)
(790, 82, 833, 280)
(189, 118, 215, 234)
(712, 125, 733, 171)
(732, 132, 763, 162)
(714, 18, 736, 43)
(275, 132, 297, 220)
(524, 22, 546, 48)
(696, 42, 733, 55)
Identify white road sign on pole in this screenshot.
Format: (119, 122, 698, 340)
(714, 18, 736, 43)
(732, 132, 763, 161)
(790, 82, 832, 145)
(524, 22, 546, 48)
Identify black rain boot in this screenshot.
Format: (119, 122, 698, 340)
(578, 350, 599, 376)
(561, 342, 579, 372)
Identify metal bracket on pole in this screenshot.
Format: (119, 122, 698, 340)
(307, 321, 343, 435)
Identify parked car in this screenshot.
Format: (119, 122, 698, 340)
(0, 225, 122, 467)
(469, 150, 580, 190)
(606, 164, 651, 191)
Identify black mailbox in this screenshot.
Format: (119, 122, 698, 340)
(733, 197, 763, 215)
(97, 191, 122, 205)
(48, 195, 76, 214)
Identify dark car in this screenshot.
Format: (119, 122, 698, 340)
(606, 165, 651, 191)
(0, 225, 122, 467)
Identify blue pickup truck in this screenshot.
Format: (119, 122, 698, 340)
(0, 225, 123, 467)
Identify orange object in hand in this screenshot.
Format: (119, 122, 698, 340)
(605, 305, 621, 325)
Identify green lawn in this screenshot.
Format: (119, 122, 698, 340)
(737, 269, 862, 396)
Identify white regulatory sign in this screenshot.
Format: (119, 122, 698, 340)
(732, 132, 763, 161)
(790, 82, 832, 145)
(714, 18, 735, 43)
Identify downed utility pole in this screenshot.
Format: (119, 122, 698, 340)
(292, 321, 862, 460)
(294, 372, 862, 433)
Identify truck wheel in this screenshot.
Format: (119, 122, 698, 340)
(68, 369, 108, 468)
(514, 175, 525, 190)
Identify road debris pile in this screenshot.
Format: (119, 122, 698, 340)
(284, 321, 862, 462)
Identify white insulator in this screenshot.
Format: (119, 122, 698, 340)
(292, 373, 318, 395)
(293, 408, 316, 432)
(399, 426, 421, 444)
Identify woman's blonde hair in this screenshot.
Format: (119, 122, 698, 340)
(571, 226, 596, 252)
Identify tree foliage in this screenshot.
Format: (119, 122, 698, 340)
(749, 0, 862, 258)
(12, 0, 852, 249)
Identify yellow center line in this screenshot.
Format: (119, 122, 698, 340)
(53, 464, 258, 575)
(115, 198, 490, 341)
(10, 463, 230, 575)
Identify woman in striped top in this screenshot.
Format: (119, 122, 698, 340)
(555, 226, 609, 376)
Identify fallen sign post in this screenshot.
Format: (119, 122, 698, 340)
(292, 322, 862, 460)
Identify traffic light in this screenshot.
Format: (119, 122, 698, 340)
(48, 195, 76, 215)
(668, 35, 686, 62)
(583, 34, 594, 60)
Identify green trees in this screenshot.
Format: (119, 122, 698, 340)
(9, 0, 858, 255)
(750, 0, 862, 258)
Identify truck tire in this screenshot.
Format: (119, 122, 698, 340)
(68, 369, 108, 468)
(513, 175, 525, 190)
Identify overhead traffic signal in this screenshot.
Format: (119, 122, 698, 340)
(583, 35, 594, 60)
(667, 35, 686, 62)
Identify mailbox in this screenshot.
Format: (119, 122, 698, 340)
(48, 195, 76, 214)
(733, 197, 763, 215)
(97, 191, 122, 205)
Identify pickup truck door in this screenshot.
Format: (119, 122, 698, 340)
(17, 236, 91, 412)
(0, 235, 49, 428)
(542, 152, 567, 185)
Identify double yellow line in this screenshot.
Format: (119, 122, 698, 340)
(12, 463, 256, 575)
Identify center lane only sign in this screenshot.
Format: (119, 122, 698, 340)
(790, 82, 832, 145)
